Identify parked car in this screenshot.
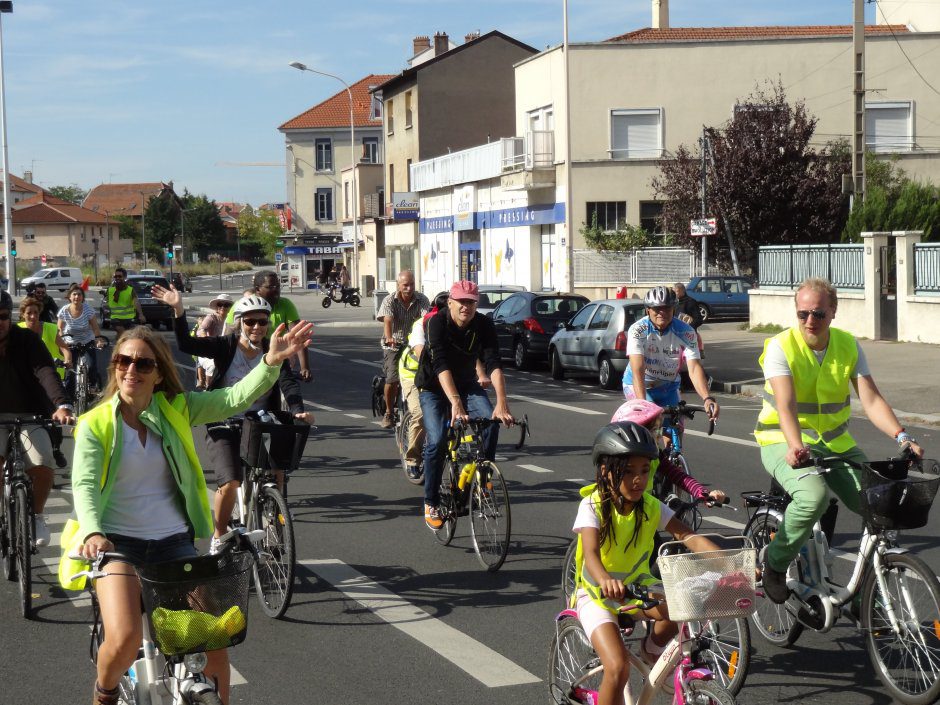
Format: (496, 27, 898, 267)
(685, 275, 755, 321)
(478, 285, 526, 317)
(548, 298, 647, 389)
(491, 292, 589, 370)
(278, 261, 289, 284)
(139, 268, 163, 277)
(20, 266, 84, 292)
(99, 275, 174, 330)
(171, 271, 193, 293)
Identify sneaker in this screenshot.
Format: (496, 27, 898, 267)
(34, 514, 51, 547)
(761, 560, 790, 605)
(380, 414, 394, 429)
(53, 448, 68, 468)
(406, 465, 423, 481)
(209, 536, 222, 555)
(424, 504, 443, 530)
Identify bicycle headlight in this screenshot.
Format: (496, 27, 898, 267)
(883, 530, 900, 544)
(183, 652, 208, 674)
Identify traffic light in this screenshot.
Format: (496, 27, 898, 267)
(9, 239, 15, 257)
(166, 247, 174, 260)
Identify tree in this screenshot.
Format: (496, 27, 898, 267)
(237, 205, 283, 260)
(651, 81, 850, 271)
(579, 212, 656, 251)
(47, 184, 87, 204)
(179, 191, 226, 257)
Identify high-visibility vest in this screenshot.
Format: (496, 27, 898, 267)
(397, 318, 424, 382)
(754, 327, 857, 452)
(107, 285, 135, 320)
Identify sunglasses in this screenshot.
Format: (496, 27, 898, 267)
(648, 306, 672, 313)
(451, 298, 477, 307)
(217, 303, 233, 309)
(112, 354, 158, 374)
(796, 309, 828, 321)
(242, 317, 270, 328)
(0, 312, 11, 322)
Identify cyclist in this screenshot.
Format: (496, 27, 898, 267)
(194, 293, 233, 390)
(0, 290, 73, 547)
(755, 277, 923, 604)
(153, 285, 312, 552)
(623, 285, 718, 423)
(71, 321, 312, 705)
(572, 421, 721, 705)
(18, 295, 70, 380)
(376, 269, 430, 429)
(414, 280, 513, 530)
(106, 268, 146, 336)
(57, 283, 108, 395)
(28, 281, 60, 324)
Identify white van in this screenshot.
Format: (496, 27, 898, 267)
(20, 267, 85, 292)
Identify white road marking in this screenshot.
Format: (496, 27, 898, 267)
(566, 478, 588, 484)
(310, 346, 341, 357)
(345, 413, 366, 419)
(352, 358, 383, 369)
(683, 428, 758, 448)
(727, 377, 764, 385)
(305, 401, 341, 412)
(301, 559, 540, 688)
(518, 464, 553, 474)
(507, 394, 605, 416)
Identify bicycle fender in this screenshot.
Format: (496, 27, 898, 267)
(685, 668, 714, 681)
(556, 608, 578, 622)
(882, 546, 910, 557)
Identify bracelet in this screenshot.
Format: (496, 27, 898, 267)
(449, 394, 461, 400)
(703, 396, 716, 403)
(894, 428, 906, 439)
(897, 432, 915, 446)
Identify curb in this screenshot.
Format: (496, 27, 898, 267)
(187, 308, 380, 329)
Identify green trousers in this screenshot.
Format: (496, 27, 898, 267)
(761, 441, 868, 572)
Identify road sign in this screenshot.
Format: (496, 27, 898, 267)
(274, 252, 283, 262)
(41, 253, 46, 264)
(690, 218, 718, 237)
(275, 239, 285, 247)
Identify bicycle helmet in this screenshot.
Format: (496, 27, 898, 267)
(232, 295, 272, 320)
(591, 421, 659, 467)
(611, 399, 664, 428)
(644, 285, 677, 308)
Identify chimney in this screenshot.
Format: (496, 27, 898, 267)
(433, 31, 449, 56)
(23, 169, 32, 183)
(464, 30, 480, 44)
(412, 35, 430, 56)
(652, 0, 669, 29)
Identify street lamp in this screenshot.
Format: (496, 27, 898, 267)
(139, 190, 148, 266)
(288, 61, 359, 292)
(1, 1, 14, 295)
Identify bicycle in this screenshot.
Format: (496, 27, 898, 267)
(218, 410, 310, 618)
(67, 338, 109, 416)
(0, 415, 59, 618)
(432, 415, 530, 572)
(560, 497, 751, 696)
(743, 451, 940, 704)
(549, 537, 756, 705)
(69, 526, 260, 705)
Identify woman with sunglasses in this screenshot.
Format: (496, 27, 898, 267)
(152, 285, 312, 554)
(71, 320, 313, 705)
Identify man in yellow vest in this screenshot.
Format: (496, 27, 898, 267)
(755, 277, 923, 603)
(107, 267, 146, 336)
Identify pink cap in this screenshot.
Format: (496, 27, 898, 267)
(611, 399, 663, 427)
(449, 280, 479, 302)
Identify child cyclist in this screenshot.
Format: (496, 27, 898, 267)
(573, 421, 721, 705)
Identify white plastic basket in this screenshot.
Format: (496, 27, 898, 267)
(657, 535, 757, 622)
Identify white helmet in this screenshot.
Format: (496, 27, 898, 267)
(232, 295, 272, 320)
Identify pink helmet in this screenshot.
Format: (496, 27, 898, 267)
(611, 399, 664, 429)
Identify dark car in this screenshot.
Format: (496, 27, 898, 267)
(99, 275, 174, 330)
(171, 271, 193, 293)
(491, 292, 589, 370)
(685, 276, 755, 321)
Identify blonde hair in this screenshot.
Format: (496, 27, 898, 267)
(19, 296, 43, 320)
(796, 277, 838, 311)
(98, 326, 184, 403)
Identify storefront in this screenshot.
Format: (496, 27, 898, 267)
(283, 241, 352, 289)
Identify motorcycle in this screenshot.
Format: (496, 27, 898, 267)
(321, 282, 361, 308)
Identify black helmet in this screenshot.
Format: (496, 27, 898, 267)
(0, 289, 11, 312)
(591, 421, 659, 466)
(644, 286, 677, 308)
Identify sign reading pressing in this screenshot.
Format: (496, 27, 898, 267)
(690, 218, 718, 237)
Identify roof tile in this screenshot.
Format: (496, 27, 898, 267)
(279, 74, 396, 130)
(82, 182, 170, 216)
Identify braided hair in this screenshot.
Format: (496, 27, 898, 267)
(594, 454, 649, 552)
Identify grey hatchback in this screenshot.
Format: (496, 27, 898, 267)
(547, 298, 647, 389)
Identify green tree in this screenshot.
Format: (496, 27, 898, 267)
(47, 184, 87, 204)
(237, 205, 283, 260)
(579, 212, 655, 251)
(179, 191, 226, 257)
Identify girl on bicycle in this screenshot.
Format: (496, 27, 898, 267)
(611, 399, 726, 506)
(573, 421, 721, 705)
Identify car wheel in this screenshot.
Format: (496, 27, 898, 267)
(513, 338, 530, 370)
(598, 355, 620, 390)
(698, 303, 710, 322)
(550, 347, 565, 380)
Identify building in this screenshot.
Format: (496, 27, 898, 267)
(0, 170, 44, 209)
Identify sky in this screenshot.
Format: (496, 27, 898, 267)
(3, 0, 877, 206)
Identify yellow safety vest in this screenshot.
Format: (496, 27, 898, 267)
(754, 326, 857, 452)
(107, 285, 135, 321)
(573, 485, 660, 613)
(397, 317, 424, 382)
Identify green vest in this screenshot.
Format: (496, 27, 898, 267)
(107, 285, 135, 320)
(754, 326, 857, 452)
(397, 318, 424, 382)
(19, 321, 65, 379)
(574, 485, 661, 613)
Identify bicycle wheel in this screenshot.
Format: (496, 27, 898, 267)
(469, 461, 511, 571)
(692, 618, 751, 695)
(1, 493, 15, 581)
(548, 617, 601, 704)
(861, 552, 940, 705)
(434, 461, 457, 546)
(15, 485, 32, 618)
(247, 485, 295, 619)
(75, 367, 88, 416)
(743, 508, 803, 647)
(561, 537, 578, 608)
(685, 679, 737, 704)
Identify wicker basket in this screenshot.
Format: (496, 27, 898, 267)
(657, 535, 757, 622)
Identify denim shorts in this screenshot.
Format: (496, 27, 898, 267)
(107, 531, 198, 566)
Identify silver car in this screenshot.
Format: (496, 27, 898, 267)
(548, 298, 647, 388)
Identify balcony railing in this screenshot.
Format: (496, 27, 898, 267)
(502, 130, 555, 170)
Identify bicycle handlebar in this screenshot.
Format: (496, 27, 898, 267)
(449, 414, 531, 450)
(0, 415, 63, 429)
(661, 401, 716, 436)
(796, 447, 918, 480)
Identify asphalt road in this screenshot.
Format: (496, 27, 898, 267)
(2, 319, 939, 704)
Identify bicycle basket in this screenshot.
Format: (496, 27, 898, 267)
(240, 410, 310, 472)
(137, 551, 252, 656)
(657, 535, 757, 622)
(859, 458, 940, 531)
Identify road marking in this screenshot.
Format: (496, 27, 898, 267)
(529, 380, 544, 384)
(507, 394, 605, 416)
(345, 413, 366, 419)
(701, 515, 745, 530)
(518, 464, 553, 474)
(300, 559, 540, 688)
(306, 401, 341, 412)
(684, 429, 758, 448)
(589, 393, 609, 398)
(45, 497, 70, 508)
(727, 377, 764, 385)
(352, 358, 383, 369)
(566, 478, 588, 484)
(310, 346, 341, 357)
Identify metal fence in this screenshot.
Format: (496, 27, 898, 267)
(914, 243, 940, 294)
(574, 247, 695, 285)
(758, 244, 864, 289)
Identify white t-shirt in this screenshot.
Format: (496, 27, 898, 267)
(101, 422, 189, 540)
(223, 346, 266, 414)
(625, 317, 700, 386)
(57, 302, 97, 344)
(407, 317, 426, 348)
(763, 338, 870, 380)
(573, 494, 674, 534)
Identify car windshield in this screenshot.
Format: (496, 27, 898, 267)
(30, 269, 54, 278)
(532, 296, 586, 318)
(481, 290, 518, 307)
(131, 278, 168, 296)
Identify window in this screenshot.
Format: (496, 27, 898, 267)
(386, 98, 394, 134)
(527, 105, 554, 133)
(610, 108, 663, 159)
(24, 227, 35, 242)
(586, 202, 627, 231)
(406, 158, 412, 191)
(369, 89, 382, 120)
(866, 101, 913, 152)
(567, 304, 596, 331)
(362, 137, 379, 164)
(639, 202, 664, 234)
(405, 91, 413, 128)
(108, 226, 113, 241)
(388, 163, 395, 199)
(693, 278, 722, 294)
(80, 228, 86, 241)
(344, 182, 351, 220)
(316, 188, 333, 222)
(315, 138, 333, 171)
(589, 304, 614, 330)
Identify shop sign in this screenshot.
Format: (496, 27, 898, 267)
(453, 184, 475, 231)
(392, 192, 419, 220)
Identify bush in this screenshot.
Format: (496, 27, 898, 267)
(580, 212, 656, 251)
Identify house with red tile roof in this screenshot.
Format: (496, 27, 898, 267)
(82, 181, 181, 222)
(0, 170, 45, 208)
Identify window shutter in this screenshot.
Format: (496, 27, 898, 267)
(866, 103, 911, 152)
(611, 110, 661, 158)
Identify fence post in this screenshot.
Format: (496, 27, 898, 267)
(827, 243, 832, 284)
(789, 245, 794, 287)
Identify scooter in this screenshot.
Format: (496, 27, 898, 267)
(321, 282, 361, 308)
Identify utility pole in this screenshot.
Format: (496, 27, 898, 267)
(852, 0, 866, 206)
(0, 2, 13, 295)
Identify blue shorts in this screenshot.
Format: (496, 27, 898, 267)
(622, 380, 681, 408)
(107, 531, 198, 566)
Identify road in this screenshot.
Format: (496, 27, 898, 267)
(1, 316, 938, 704)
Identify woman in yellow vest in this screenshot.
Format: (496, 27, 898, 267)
(18, 296, 70, 379)
(106, 267, 145, 336)
(572, 421, 720, 704)
(69, 322, 312, 705)
(754, 278, 924, 604)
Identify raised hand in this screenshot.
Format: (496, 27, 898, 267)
(151, 284, 183, 316)
(267, 321, 314, 365)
